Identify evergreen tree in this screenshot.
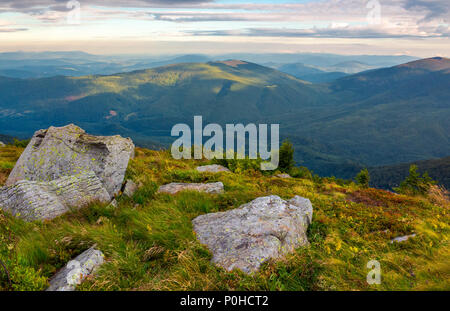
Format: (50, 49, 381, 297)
(395, 165, 435, 195)
(279, 139, 295, 172)
(356, 168, 370, 188)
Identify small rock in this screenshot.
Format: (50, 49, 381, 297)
(0, 171, 110, 221)
(122, 179, 138, 197)
(196, 165, 230, 173)
(96, 216, 107, 225)
(192, 195, 313, 274)
(47, 247, 105, 291)
(6, 124, 135, 197)
(107, 199, 118, 208)
(0, 141, 5, 147)
(275, 173, 291, 178)
(158, 182, 224, 195)
(391, 234, 416, 243)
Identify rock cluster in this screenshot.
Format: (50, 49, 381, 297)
(192, 195, 313, 273)
(158, 182, 224, 194)
(46, 247, 105, 291)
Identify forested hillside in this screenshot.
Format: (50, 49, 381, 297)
(0, 57, 449, 178)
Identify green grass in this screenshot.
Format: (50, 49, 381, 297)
(0, 147, 449, 291)
(0, 146, 23, 185)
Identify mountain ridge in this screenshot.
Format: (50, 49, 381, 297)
(0, 57, 448, 179)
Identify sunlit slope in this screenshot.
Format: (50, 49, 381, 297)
(0, 61, 325, 135)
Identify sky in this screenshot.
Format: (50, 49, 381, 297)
(0, 0, 448, 57)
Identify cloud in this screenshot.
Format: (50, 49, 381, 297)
(404, 0, 449, 23)
(0, 28, 27, 32)
(0, 0, 448, 39)
(0, 0, 212, 12)
(149, 11, 304, 22)
(128, 0, 450, 29)
(0, 18, 28, 31)
(188, 24, 450, 39)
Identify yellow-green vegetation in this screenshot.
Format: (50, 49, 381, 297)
(0, 146, 23, 184)
(79, 62, 286, 97)
(0, 146, 449, 291)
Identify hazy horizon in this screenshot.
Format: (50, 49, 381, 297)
(0, 49, 430, 58)
(0, 0, 448, 57)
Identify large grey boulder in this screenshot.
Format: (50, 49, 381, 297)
(192, 195, 313, 274)
(6, 124, 134, 197)
(158, 182, 224, 194)
(47, 247, 105, 291)
(196, 165, 230, 173)
(0, 171, 110, 221)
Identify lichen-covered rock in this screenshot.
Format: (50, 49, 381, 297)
(196, 165, 230, 173)
(192, 195, 313, 274)
(6, 124, 135, 197)
(47, 247, 104, 291)
(158, 182, 224, 195)
(122, 179, 138, 197)
(0, 171, 110, 221)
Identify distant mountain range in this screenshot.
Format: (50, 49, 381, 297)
(0, 51, 417, 81)
(0, 56, 448, 181)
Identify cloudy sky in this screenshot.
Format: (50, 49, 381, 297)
(0, 0, 448, 56)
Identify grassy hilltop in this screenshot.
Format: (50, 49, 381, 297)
(0, 145, 449, 291)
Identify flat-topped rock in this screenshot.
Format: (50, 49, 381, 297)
(196, 165, 230, 173)
(6, 124, 135, 197)
(391, 234, 416, 243)
(47, 247, 105, 291)
(192, 195, 313, 274)
(0, 171, 110, 221)
(274, 173, 292, 178)
(158, 182, 224, 194)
